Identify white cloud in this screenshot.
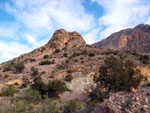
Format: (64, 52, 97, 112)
(0, 41, 31, 63)
(83, 28, 100, 44)
(92, 0, 150, 39)
(0, 23, 20, 39)
(24, 33, 48, 47)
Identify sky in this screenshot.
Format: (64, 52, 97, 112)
(0, 0, 150, 63)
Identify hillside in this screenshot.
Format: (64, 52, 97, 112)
(0, 29, 150, 113)
(93, 24, 150, 53)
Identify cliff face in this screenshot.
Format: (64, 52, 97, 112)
(93, 24, 150, 53)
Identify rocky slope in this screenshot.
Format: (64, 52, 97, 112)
(0, 28, 150, 113)
(93, 24, 150, 53)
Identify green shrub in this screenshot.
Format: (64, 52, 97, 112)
(31, 80, 48, 98)
(14, 62, 25, 73)
(40, 71, 46, 75)
(96, 56, 143, 91)
(15, 100, 26, 112)
(0, 91, 6, 96)
(5, 85, 17, 96)
(41, 47, 46, 52)
(139, 55, 149, 64)
(39, 60, 55, 65)
(4, 74, 10, 78)
(47, 80, 70, 98)
(65, 75, 73, 82)
(43, 55, 49, 59)
(67, 70, 73, 73)
(31, 67, 39, 77)
(90, 83, 109, 101)
(64, 99, 83, 113)
(0, 85, 16, 96)
(42, 99, 60, 113)
(31, 79, 70, 99)
(64, 53, 68, 57)
(24, 89, 41, 102)
(89, 53, 95, 57)
(54, 49, 60, 53)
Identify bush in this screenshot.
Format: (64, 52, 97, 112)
(90, 83, 109, 101)
(39, 60, 55, 65)
(0, 85, 17, 96)
(14, 62, 25, 73)
(43, 55, 49, 59)
(47, 80, 70, 98)
(24, 89, 41, 102)
(65, 75, 73, 82)
(67, 70, 73, 73)
(64, 53, 68, 57)
(139, 55, 149, 64)
(54, 49, 60, 53)
(89, 53, 95, 57)
(31, 79, 70, 98)
(15, 100, 26, 112)
(31, 80, 48, 98)
(5, 85, 17, 96)
(96, 56, 143, 91)
(64, 99, 83, 113)
(31, 67, 39, 77)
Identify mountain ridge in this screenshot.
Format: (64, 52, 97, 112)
(93, 24, 150, 53)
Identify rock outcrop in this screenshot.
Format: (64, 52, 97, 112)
(46, 29, 86, 50)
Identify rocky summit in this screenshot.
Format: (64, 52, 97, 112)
(0, 27, 150, 113)
(93, 24, 150, 53)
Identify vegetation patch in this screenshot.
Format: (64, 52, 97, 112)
(39, 60, 55, 65)
(91, 56, 144, 101)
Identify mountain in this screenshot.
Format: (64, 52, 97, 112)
(93, 24, 150, 53)
(0, 28, 150, 113)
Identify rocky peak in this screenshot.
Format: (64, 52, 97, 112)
(134, 24, 150, 33)
(46, 29, 86, 49)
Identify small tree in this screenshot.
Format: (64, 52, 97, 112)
(47, 80, 70, 98)
(96, 56, 143, 91)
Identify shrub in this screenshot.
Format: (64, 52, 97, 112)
(4, 74, 10, 78)
(15, 100, 26, 112)
(54, 49, 60, 53)
(40, 71, 46, 75)
(5, 85, 17, 96)
(73, 59, 78, 62)
(14, 62, 25, 73)
(89, 53, 95, 57)
(96, 56, 143, 91)
(39, 60, 55, 65)
(64, 99, 83, 113)
(0, 85, 17, 96)
(67, 70, 73, 73)
(31, 67, 39, 77)
(31, 79, 70, 98)
(31, 80, 48, 98)
(43, 55, 49, 59)
(139, 55, 149, 64)
(90, 83, 109, 101)
(65, 75, 73, 82)
(41, 47, 46, 52)
(47, 80, 70, 98)
(64, 53, 68, 57)
(30, 59, 36, 62)
(24, 89, 41, 102)
(0, 91, 6, 96)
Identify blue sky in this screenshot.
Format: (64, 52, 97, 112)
(0, 0, 150, 63)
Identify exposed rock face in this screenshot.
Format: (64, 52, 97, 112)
(46, 29, 86, 50)
(93, 24, 150, 53)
